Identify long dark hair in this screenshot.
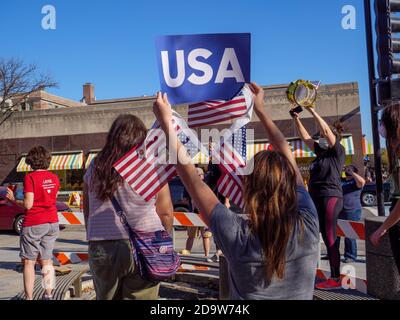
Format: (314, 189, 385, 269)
(381, 104, 400, 172)
(91, 114, 147, 201)
(243, 151, 299, 283)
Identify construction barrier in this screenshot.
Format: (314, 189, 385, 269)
(57, 211, 208, 227)
(173, 212, 207, 228)
(336, 219, 365, 240)
(54, 211, 206, 266)
(52, 252, 89, 266)
(317, 218, 367, 294)
(58, 211, 85, 225)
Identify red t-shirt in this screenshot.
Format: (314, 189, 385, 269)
(23, 170, 60, 227)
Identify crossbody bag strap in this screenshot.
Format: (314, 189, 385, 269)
(109, 196, 137, 243)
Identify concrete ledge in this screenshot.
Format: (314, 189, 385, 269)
(365, 217, 400, 299)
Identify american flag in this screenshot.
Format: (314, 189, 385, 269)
(214, 126, 247, 209)
(114, 115, 205, 202)
(188, 86, 251, 128)
(113, 124, 176, 201)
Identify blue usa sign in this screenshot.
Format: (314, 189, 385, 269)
(155, 33, 251, 105)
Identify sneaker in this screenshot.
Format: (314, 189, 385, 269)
(210, 254, 220, 263)
(315, 278, 342, 290)
(42, 295, 53, 300)
(320, 255, 329, 260)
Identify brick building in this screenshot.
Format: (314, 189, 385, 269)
(0, 81, 365, 193)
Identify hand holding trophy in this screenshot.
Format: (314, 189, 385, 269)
(286, 80, 321, 116)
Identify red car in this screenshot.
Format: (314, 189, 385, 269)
(0, 186, 71, 234)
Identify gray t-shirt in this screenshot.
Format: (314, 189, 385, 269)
(210, 186, 319, 300)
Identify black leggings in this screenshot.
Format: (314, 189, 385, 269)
(389, 200, 400, 275)
(312, 196, 343, 278)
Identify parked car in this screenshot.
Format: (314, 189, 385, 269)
(0, 186, 71, 234)
(360, 179, 392, 207)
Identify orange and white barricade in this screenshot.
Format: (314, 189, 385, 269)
(52, 252, 89, 266)
(58, 211, 85, 225)
(173, 212, 207, 228)
(317, 219, 367, 293)
(336, 219, 365, 240)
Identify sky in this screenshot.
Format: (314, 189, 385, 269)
(1, 0, 374, 139)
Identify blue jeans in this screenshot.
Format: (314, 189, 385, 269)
(335, 209, 362, 261)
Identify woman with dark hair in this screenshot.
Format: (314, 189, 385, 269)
(291, 107, 346, 290)
(370, 104, 400, 274)
(83, 114, 174, 300)
(7, 146, 60, 300)
(152, 83, 320, 299)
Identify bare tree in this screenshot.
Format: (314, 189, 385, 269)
(0, 58, 58, 125)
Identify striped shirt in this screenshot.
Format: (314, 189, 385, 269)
(84, 164, 164, 241)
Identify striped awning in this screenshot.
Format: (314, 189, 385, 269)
(362, 137, 374, 155)
(341, 136, 355, 155)
(17, 152, 84, 172)
(248, 136, 355, 160)
(85, 152, 98, 168)
(290, 136, 354, 158)
(290, 140, 315, 158)
(246, 143, 272, 160)
(80, 136, 356, 169)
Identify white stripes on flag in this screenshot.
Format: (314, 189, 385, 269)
(217, 171, 244, 209)
(114, 112, 207, 202)
(213, 127, 247, 209)
(114, 125, 178, 201)
(188, 91, 249, 127)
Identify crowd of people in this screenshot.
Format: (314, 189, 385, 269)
(5, 83, 400, 300)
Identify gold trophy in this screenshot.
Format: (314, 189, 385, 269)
(286, 80, 321, 110)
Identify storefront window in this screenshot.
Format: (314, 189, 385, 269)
(53, 170, 84, 191)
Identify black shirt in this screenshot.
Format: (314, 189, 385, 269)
(309, 139, 346, 198)
(206, 163, 226, 204)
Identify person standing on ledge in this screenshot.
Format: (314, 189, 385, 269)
(291, 107, 345, 290)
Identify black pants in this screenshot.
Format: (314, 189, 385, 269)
(312, 196, 343, 279)
(389, 200, 400, 275)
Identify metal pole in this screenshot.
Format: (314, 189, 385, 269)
(364, 0, 386, 217)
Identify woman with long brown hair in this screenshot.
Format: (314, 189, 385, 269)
(153, 83, 320, 299)
(83, 114, 174, 300)
(370, 104, 400, 274)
